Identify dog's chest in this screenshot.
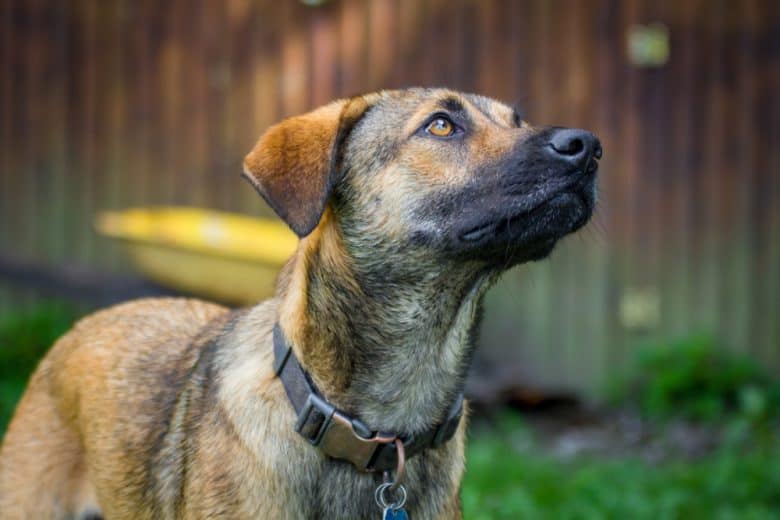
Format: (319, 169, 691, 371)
(305, 452, 458, 519)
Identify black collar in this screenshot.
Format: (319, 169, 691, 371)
(273, 324, 464, 472)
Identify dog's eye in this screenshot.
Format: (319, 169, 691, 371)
(426, 117, 456, 137)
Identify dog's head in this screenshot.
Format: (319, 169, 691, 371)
(243, 88, 600, 271)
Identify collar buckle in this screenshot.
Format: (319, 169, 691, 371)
(295, 393, 396, 471)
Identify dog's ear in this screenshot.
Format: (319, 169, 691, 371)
(242, 96, 371, 237)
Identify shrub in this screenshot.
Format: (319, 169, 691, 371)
(0, 302, 79, 433)
(611, 333, 780, 422)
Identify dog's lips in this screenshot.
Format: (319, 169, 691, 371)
(460, 223, 496, 243)
(457, 176, 596, 245)
(457, 192, 574, 243)
(459, 207, 534, 243)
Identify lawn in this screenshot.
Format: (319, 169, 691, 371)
(462, 414, 780, 519)
(1, 304, 778, 518)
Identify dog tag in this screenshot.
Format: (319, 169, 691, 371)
(376, 481, 408, 519)
(383, 506, 409, 520)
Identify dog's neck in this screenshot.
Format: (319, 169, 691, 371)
(276, 215, 495, 434)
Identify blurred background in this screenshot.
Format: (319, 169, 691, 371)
(1, 0, 779, 517)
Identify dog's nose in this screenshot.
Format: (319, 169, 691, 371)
(548, 128, 602, 168)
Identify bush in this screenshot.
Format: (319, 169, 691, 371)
(0, 302, 79, 433)
(610, 333, 780, 422)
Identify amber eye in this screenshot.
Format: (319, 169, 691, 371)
(426, 117, 456, 137)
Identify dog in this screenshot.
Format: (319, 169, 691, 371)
(0, 88, 600, 519)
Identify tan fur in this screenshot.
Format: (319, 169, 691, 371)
(0, 88, 597, 518)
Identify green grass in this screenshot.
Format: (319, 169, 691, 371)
(462, 414, 780, 519)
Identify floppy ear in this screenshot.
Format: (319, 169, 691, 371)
(242, 96, 371, 237)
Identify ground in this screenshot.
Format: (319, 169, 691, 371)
(463, 409, 780, 519)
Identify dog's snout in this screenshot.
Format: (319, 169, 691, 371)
(548, 128, 602, 168)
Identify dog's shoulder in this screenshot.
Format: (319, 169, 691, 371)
(39, 298, 226, 384)
(31, 298, 222, 419)
(33, 298, 271, 516)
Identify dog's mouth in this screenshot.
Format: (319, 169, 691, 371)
(452, 164, 597, 263)
(459, 204, 542, 243)
(459, 179, 595, 244)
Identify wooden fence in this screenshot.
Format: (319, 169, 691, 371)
(1, 0, 778, 395)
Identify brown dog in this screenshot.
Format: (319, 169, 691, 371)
(0, 88, 600, 519)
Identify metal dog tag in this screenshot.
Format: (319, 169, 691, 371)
(376, 481, 408, 519)
(383, 506, 409, 520)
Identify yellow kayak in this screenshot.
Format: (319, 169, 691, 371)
(95, 207, 298, 305)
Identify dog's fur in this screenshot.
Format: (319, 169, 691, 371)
(0, 88, 598, 519)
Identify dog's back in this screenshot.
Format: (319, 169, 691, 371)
(0, 298, 227, 519)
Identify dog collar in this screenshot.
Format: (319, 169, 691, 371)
(272, 324, 464, 473)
